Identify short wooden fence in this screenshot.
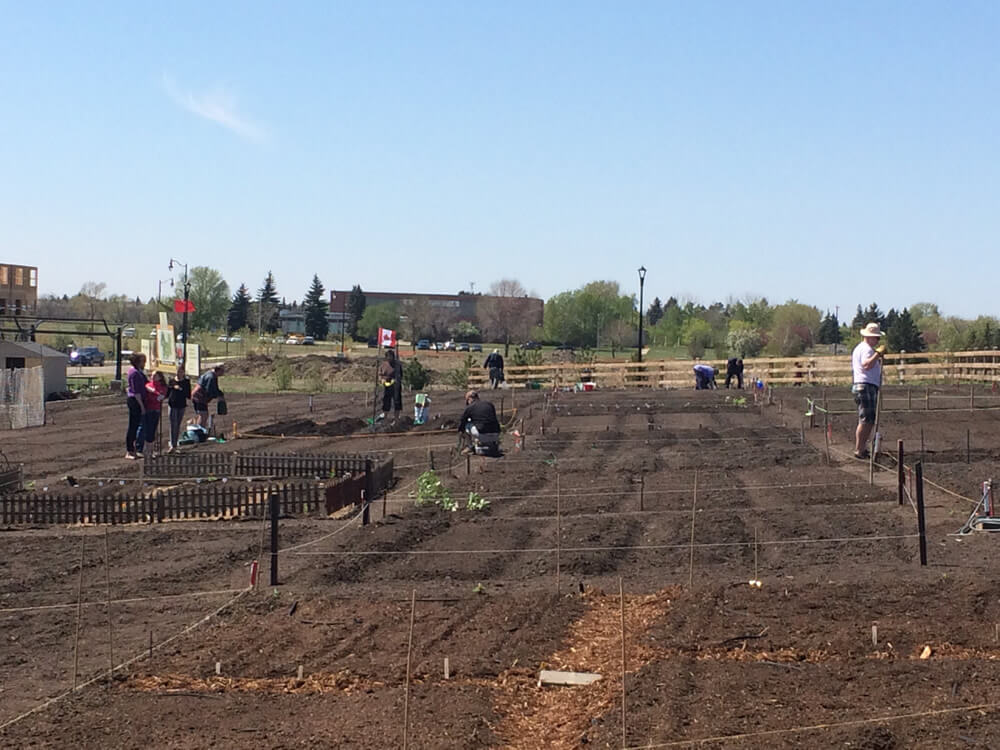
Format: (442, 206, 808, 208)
(142, 451, 386, 479)
(1, 456, 394, 526)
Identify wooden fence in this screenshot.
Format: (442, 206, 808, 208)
(142, 450, 386, 479)
(467, 351, 1000, 389)
(1, 457, 395, 526)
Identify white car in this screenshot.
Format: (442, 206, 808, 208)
(218, 335, 229, 342)
(228, 336, 242, 343)
(122, 327, 136, 337)
(285, 338, 300, 345)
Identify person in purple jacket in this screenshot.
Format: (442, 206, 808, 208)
(125, 352, 148, 459)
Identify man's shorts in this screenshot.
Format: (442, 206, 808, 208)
(852, 384, 879, 423)
(192, 399, 209, 414)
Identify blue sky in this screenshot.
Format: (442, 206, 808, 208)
(3, 1, 999, 319)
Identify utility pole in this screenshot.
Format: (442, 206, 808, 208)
(637, 266, 647, 363)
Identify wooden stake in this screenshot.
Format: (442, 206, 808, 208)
(872, 625, 878, 647)
(104, 529, 114, 683)
(444, 657, 450, 680)
(639, 473, 645, 512)
(403, 589, 416, 750)
(297, 664, 304, 680)
(753, 527, 759, 582)
(216, 661, 222, 675)
(149, 631, 153, 663)
(907, 388, 912, 409)
(688, 471, 698, 588)
(916, 462, 927, 566)
(556, 473, 561, 594)
(925, 387, 929, 410)
(967, 429, 971, 464)
(619, 576, 627, 750)
(72, 536, 86, 690)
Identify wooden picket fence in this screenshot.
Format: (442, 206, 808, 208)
(142, 450, 384, 479)
(1, 455, 394, 526)
(467, 350, 1000, 390)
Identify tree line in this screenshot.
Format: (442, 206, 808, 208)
(34, 273, 999, 357)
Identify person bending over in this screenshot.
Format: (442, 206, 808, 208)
(693, 364, 717, 390)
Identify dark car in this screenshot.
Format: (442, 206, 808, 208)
(555, 343, 575, 351)
(416, 339, 431, 350)
(521, 341, 542, 350)
(457, 342, 470, 352)
(70, 346, 106, 366)
(471, 343, 483, 352)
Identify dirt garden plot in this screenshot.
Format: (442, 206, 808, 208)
(3, 384, 1000, 748)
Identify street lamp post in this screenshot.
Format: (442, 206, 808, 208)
(169, 259, 190, 367)
(637, 266, 647, 363)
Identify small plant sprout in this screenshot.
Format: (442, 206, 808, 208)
(466, 492, 489, 511)
(472, 583, 485, 594)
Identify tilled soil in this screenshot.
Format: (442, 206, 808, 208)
(3, 385, 1000, 748)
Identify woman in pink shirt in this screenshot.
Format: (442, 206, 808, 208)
(141, 371, 168, 458)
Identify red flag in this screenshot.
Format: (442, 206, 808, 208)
(173, 299, 196, 313)
(378, 327, 396, 348)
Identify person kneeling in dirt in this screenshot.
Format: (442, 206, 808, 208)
(693, 364, 718, 390)
(725, 357, 744, 389)
(191, 364, 225, 428)
(457, 390, 502, 456)
(379, 349, 403, 423)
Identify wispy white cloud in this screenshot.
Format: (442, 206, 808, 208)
(162, 74, 267, 143)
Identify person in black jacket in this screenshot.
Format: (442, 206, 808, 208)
(166, 365, 192, 452)
(457, 390, 501, 455)
(378, 349, 404, 423)
(725, 358, 744, 389)
(484, 349, 504, 389)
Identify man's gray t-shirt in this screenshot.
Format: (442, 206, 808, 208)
(852, 341, 881, 385)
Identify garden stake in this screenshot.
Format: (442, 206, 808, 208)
(466, 455, 471, 476)
(872, 625, 878, 647)
(382, 489, 387, 519)
(995, 624, 998, 644)
(427, 449, 434, 470)
(619, 576, 627, 750)
(897, 440, 905, 506)
(149, 631, 153, 664)
(639, 473, 645, 512)
(72, 536, 86, 690)
(556, 473, 561, 594)
(500, 396, 504, 419)
(297, 665, 303, 680)
(925, 387, 929, 410)
(907, 388, 912, 409)
(215, 661, 222, 675)
(104, 528, 114, 683)
(269, 494, 279, 586)
(916, 462, 927, 566)
(753, 527, 759, 582)
(403, 589, 416, 750)
(824, 412, 830, 464)
(688, 471, 698, 588)
(967, 429, 971, 464)
(444, 657, 450, 680)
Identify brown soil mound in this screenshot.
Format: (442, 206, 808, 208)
(222, 354, 379, 383)
(254, 417, 364, 436)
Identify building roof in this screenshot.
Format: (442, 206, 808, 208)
(0, 340, 67, 359)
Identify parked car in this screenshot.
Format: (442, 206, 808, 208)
(69, 346, 105, 366)
(228, 336, 242, 343)
(457, 342, 470, 352)
(273, 337, 286, 343)
(302, 336, 315, 345)
(218, 335, 229, 342)
(521, 341, 542, 350)
(122, 327, 136, 337)
(285, 337, 300, 345)
(416, 339, 431, 350)
(434, 342, 445, 351)
(555, 343, 574, 351)
(471, 343, 483, 352)
(444, 340, 456, 351)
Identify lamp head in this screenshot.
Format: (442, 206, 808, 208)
(638, 266, 647, 281)
(168, 260, 173, 271)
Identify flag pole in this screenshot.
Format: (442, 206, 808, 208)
(372, 330, 381, 432)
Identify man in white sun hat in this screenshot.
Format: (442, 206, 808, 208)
(852, 322, 886, 459)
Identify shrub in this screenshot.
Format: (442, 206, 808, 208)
(274, 357, 293, 390)
(511, 346, 544, 366)
(403, 357, 431, 390)
(445, 354, 475, 389)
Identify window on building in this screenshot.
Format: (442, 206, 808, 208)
(29, 268, 36, 288)
(0, 266, 7, 285)
(13, 267, 23, 286)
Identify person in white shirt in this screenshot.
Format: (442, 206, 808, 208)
(852, 322, 886, 459)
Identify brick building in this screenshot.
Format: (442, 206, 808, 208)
(0, 264, 38, 316)
(329, 289, 544, 339)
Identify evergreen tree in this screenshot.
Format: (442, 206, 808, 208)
(227, 284, 252, 333)
(884, 308, 899, 334)
(886, 308, 926, 353)
(818, 312, 842, 345)
(256, 271, 280, 333)
(303, 274, 329, 340)
(647, 297, 664, 327)
(850, 305, 866, 331)
(863, 303, 885, 327)
(346, 285, 366, 341)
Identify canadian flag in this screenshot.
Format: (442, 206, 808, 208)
(173, 299, 196, 313)
(378, 327, 397, 348)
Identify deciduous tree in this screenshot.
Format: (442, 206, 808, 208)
(478, 279, 532, 356)
(187, 266, 230, 331)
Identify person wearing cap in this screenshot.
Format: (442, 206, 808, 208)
(852, 322, 886, 459)
(191, 364, 225, 428)
(457, 390, 501, 455)
(483, 349, 504, 389)
(379, 349, 404, 423)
